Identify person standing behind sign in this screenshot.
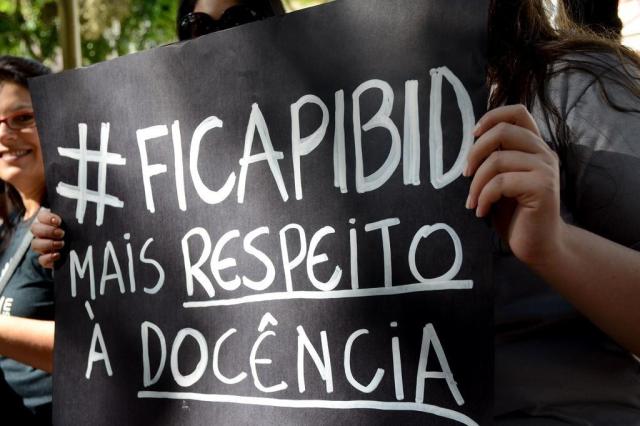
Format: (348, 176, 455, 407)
(475, 0, 640, 423)
(31, 0, 639, 422)
(0, 56, 54, 424)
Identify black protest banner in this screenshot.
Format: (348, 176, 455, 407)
(31, 0, 492, 424)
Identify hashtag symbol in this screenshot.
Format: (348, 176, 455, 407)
(56, 123, 127, 226)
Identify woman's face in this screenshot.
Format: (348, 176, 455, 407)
(195, 0, 241, 20)
(0, 82, 44, 194)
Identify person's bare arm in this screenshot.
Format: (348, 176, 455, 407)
(0, 316, 54, 372)
(467, 104, 640, 355)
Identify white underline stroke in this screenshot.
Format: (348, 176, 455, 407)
(137, 391, 478, 426)
(183, 280, 473, 308)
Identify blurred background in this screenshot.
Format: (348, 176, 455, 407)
(0, 0, 638, 71)
(621, 0, 640, 49)
(0, 0, 331, 70)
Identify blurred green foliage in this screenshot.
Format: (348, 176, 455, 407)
(282, 0, 328, 10)
(0, 0, 328, 69)
(80, 0, 177, 63)
(0, 0, 60, 66)
(0, 0, 177, 68)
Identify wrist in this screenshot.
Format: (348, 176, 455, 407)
(521, 219, 573, 273)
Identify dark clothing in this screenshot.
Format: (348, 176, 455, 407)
(494, 54, 640, 424)
(0, 218, 53, 425)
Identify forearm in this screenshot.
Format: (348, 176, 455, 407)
(529, 223, 640, 356)
(0, 316, 54, 372)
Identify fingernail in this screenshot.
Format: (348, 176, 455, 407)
(50, 217, 59, 226)
(52, 252, 61, 260)
(475, 207, 482, 218)
(473, 121, 482, 136)
(53, 240, 65, 249)
(54, 229, 65, 238)
(462, 162, 469, 177)
(465, 195, 472, 209)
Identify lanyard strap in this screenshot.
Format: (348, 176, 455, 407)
(0, 209, 40, 296)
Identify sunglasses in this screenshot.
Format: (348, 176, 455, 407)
(0, 110, 36, 131)
(178, 5, 267, 41)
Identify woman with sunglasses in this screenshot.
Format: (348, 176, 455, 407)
(0, 56, 54, 424)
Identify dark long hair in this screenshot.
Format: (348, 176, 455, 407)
(0, 56, 50, 250)
(488, 0, 640, 148)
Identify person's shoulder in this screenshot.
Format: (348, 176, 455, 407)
(554, 50, 633, 68)
(546, 52, 640, 157)
(552, 51, 639, 76)
(548, 51, 640, 114)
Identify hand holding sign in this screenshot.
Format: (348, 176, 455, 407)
(31, 210, 65, 268)
(465, 104, 562, 265)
